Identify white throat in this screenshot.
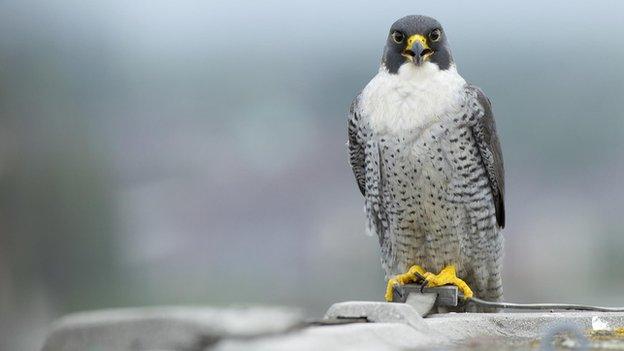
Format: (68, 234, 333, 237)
(360, 62, 466, 135)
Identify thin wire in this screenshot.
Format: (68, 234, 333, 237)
(465, 295, 624, 312)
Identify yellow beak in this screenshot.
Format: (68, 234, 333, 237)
(402, 34, 432, 65)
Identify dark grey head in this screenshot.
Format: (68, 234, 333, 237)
(382, 15, 454, 73)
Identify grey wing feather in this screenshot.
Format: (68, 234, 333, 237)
(347, 94, 366, 196)
(468, 85, 506, 228)
(347, 95, 388, 261)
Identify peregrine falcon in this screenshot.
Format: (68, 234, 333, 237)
(347, 15, 505, 310)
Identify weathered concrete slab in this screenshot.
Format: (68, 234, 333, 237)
(215, 323, 441, 351)
(219, 311, 624, 351)
(41, 306, 303, 351)
(427, 311, 624, 343)
(40, 304, 624, 351)
(324, 301, 427, 330)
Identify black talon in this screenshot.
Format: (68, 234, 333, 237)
(419, 279, 429, 293)
(414, 271, 426, 282)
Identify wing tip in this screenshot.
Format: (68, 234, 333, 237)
(496, 195, 505, 229)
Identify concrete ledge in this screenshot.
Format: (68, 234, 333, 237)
(427, 311, 624, 342)
(41, 304, 624, 351)
(216, 323, 441, 351)
(41, 306, 303, 351)
(324, 301, 427, 330)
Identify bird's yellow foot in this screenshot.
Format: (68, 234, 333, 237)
(384, 264, 474, 302)
(422, 265, 474, 299)
(384, 265, 427, 302)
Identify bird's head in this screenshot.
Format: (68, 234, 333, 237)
(382, 15, 453, 74)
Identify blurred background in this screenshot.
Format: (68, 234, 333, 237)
(1, 0, 623, 349)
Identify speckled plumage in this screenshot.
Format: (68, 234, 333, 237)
(348, 15, 505, 310)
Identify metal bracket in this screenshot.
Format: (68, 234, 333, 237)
(393, 285, 459, 307)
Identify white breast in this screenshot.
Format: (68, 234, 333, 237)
(360, 62, 466, 135)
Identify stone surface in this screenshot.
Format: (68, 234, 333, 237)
(40, 304, 624, 351)
(427, 311, 624, 343)
(324, 301, 428, 330)
(215, 323, 441, 351)
(41, 306, 303, 351)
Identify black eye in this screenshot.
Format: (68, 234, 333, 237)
(391, 31, 405, 44)
(429, 28, 441, 42)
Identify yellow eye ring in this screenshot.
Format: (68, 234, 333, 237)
(391, 31, 405, 44)
(429, 28, 441, 42)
